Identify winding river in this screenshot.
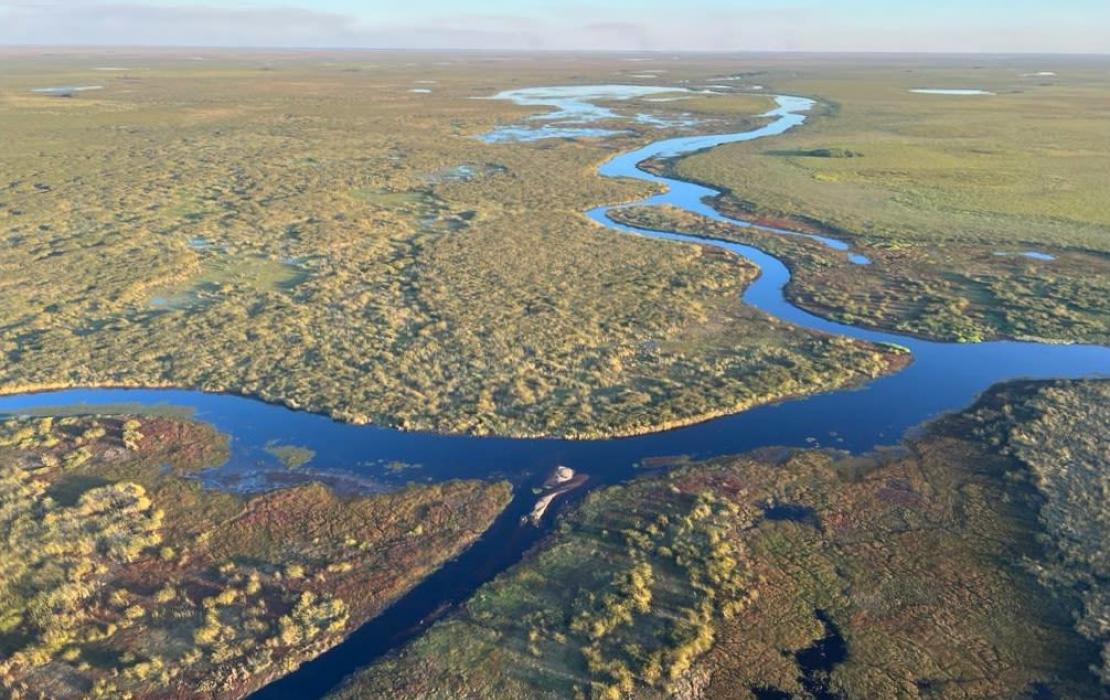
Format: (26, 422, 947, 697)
(1, 92, 1107, 698)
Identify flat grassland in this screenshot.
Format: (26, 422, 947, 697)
(0, 412, 510, 698)
(0, 50, 901, 438)
(330, 379, 1109, 699)
(672, 55, 1110, 342)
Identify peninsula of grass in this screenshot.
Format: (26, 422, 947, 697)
(0, 412, 511, 698)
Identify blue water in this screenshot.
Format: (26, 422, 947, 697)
(2, 89, 1106, 699)
(1, 94, 1105, 494)
(481, 84, 689, 143)
(1021, 251, 1056, 261)
(31, 85, 102, 95)
(593, 96, 870, 263)
(995, 250, 1057, 261)
(489, 84, 683, 122)
(480, 124, 628, 144)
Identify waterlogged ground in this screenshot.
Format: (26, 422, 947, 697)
(613, 205, 1109, 343)
(908, 88, 994, 95)
(250, 78, 1106, 700)
(481, 84, 695, 142)
(330, 379, 1109, 700)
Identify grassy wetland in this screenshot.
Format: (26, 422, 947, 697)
(0, 411, 510, 699)
(2, 48, 1109, 700)
(330, 379, 1110, 699)
(0, 50, 920, 438)
(613, 203, 1110, 343)
(668, 55, 1110, 343)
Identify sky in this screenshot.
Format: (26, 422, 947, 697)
(1, 0, 1108, 53)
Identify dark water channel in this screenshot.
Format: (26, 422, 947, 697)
(1, 92, 1105, 699)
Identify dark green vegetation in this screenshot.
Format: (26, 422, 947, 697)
(771, 148, 863, 159)
(0, 412, 511, 698)
(671, 56, 1110, 343)
(0, 50, 910, 438)
(331, 379, 1109, 699)
(264, 442, 316, 469)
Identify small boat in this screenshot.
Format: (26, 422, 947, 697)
(524, 466, 588, 525)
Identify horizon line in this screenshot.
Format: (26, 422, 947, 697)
(2, 44, 1109, 58)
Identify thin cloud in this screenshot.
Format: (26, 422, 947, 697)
(0, 1, 1106, 53)
(0, 2, 364, 47)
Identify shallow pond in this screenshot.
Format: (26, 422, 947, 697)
(31, 85, 103, 96)
(995, 250, 1056, 261)
(481, 83, 690, 142)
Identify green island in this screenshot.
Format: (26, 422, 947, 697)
(0, 413, 511, 698)
(330, 379, 1110, 699)
(264, 443, 316, 470)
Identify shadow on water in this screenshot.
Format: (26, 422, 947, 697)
(795, 610, 849, 699)
(762, 502, 820, 527)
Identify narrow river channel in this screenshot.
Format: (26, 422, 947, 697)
(1, 92, 1106, 699)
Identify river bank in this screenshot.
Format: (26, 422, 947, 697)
(1, 89, 1106, 699)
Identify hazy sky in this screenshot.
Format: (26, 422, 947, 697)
(2, 0, 1108, 53)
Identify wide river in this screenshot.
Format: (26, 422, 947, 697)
(1, 92, 1106, 698)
